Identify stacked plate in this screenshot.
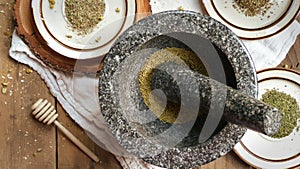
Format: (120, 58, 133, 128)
(14, 0, 150, 72)
(31, 0, 136, 60)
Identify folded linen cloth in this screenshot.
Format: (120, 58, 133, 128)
(9, 0, 300, 168)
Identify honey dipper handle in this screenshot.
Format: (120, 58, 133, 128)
(54, 121, 100, 162)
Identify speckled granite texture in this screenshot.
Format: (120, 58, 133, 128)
(99, 11, 258, 169)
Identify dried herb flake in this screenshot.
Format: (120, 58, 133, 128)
(26, 69, 33, 74)
(178, 6, 184, 11)
(48, 0, 55, 9)
(1, 87, 7, 94)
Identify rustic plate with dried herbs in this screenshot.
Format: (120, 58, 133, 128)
(201, 0, 300, 39)
(234, 68, 300, 169)
(31, 0, 136, 59)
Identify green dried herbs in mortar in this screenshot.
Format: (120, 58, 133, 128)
(261, 89, 300, 138)
(139, 47, 207, 124)
(65, 0, 106, 35)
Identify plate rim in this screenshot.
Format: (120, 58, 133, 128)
(257, 67, 300, 75)
(234, 143, 300, 169)
(239, 140, 300, 162)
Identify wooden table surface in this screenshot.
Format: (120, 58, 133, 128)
(0, 1, 299, 168)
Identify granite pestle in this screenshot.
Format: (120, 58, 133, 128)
(150, 62, 282, 136)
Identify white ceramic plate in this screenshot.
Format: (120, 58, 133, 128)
(31, 0, 136, 59)
(201, 0, 300, 39)
(234, 68, 300, 169)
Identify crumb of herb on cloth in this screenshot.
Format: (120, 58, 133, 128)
(65, 0, 106, 35)
(178, 6, 184, 11)
(261, 89, 300, 138)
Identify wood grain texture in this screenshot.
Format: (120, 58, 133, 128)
(278, 15, 300, 71)
(0, 0, 299, 169)
(0, 1, 56, 169)
(135, 0, 152, 21)
(56, 103, 122, 169)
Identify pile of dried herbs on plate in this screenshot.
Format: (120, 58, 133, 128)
(65, 0, 106, 35)
(232, 0, 274, 17)
(261, 89, 300, 138)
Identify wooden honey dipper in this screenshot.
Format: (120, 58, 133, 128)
(31, 99, 100, 162)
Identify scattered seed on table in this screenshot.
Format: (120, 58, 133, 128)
(2, 87, 7, 94)
(1, 82, 8, 87)
(26, 69, 33, 74)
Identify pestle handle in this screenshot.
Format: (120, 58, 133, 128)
(150, 62, 282, 136)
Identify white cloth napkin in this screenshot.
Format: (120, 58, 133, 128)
(9, 0, 300, 168)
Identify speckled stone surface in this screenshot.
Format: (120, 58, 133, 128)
(151, 62, 281, 136)
(99, 11, 258, 169)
